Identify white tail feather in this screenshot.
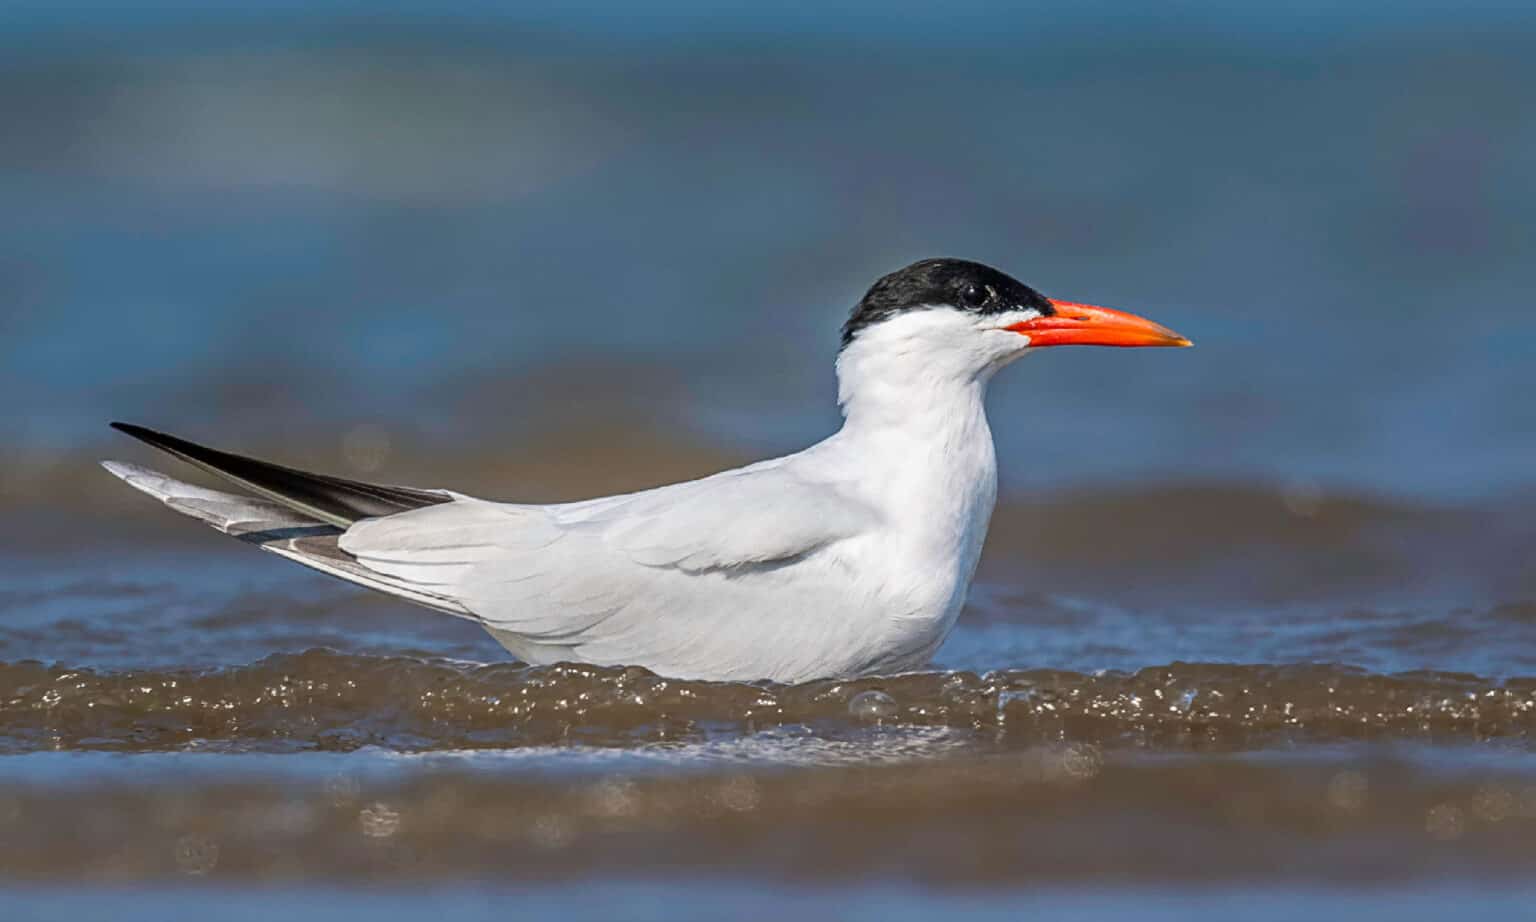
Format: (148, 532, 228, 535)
(101, 461, 475, 618)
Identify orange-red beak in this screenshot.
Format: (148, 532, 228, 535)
(1006, 300, 1192, 348)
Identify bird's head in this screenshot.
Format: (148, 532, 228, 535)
(839, 258, 1190, 383)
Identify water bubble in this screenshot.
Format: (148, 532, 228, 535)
(584, 778, 638, 817)
(174, 833, 219, 875)
(528, 814, 574, 850)
(848, 689, 897, 723)
(1173, 688, 1198, 715)
(359, 801, 401, 838)
(1472, 784, 1514, 823)
(1326, 770, 1368, 813)
(1425, 803, 1465, 840)
(39, 688, 61, 708)
(1058, 742, 1103, 780)
(712, 775, 761, 813)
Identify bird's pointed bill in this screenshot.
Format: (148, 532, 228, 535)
(1007, 300, 1192, 348)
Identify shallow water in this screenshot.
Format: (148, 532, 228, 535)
(6, 465, 1536, 901)
(4, 745, 1536, 884)
(2, 493, 1534, 891)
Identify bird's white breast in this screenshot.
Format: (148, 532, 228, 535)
(803, 395, 998, 675)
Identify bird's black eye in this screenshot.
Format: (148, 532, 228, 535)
(958, 283, 988, 309)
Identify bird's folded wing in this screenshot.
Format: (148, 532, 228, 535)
(593, 469, 880, 572)
(339, 468, 878, 641)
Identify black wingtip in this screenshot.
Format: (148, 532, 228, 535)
(111, 421, 167, 439)
(111, 422, 195, 457)
(106, 421, 450, 525)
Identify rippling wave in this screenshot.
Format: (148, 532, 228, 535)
(4, 650, 1532, 753)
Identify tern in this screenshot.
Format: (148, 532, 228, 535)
(104, 258, 1189, 682)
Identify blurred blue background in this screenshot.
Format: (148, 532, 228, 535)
(5, 6, 1536, 910)
(3, 0, 1534, 503)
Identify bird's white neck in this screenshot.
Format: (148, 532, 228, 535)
(831, 308, 1019, 446)
(832, 307, 1023, 429)
(835, 339, 992, 433)
(818, 316, 1007, 586)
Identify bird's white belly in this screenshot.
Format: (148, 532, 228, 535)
(484, 545, 970, 684)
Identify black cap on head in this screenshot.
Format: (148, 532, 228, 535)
(841, 258, 1054, 347)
